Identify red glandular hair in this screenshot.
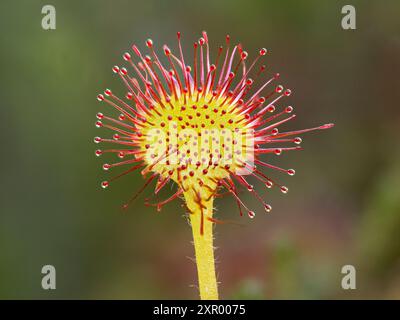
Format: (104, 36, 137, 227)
(94, 31, 333, 219)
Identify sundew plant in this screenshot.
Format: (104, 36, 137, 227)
(94, 32, 333, 300)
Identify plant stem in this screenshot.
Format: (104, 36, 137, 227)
(186, 194, 218, 300)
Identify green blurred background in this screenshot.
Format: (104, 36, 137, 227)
(1, 0, 399, 299)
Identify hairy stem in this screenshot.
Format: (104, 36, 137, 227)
(186, 193, 218, 300)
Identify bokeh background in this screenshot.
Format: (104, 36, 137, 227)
(1, 0, 399, 299)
